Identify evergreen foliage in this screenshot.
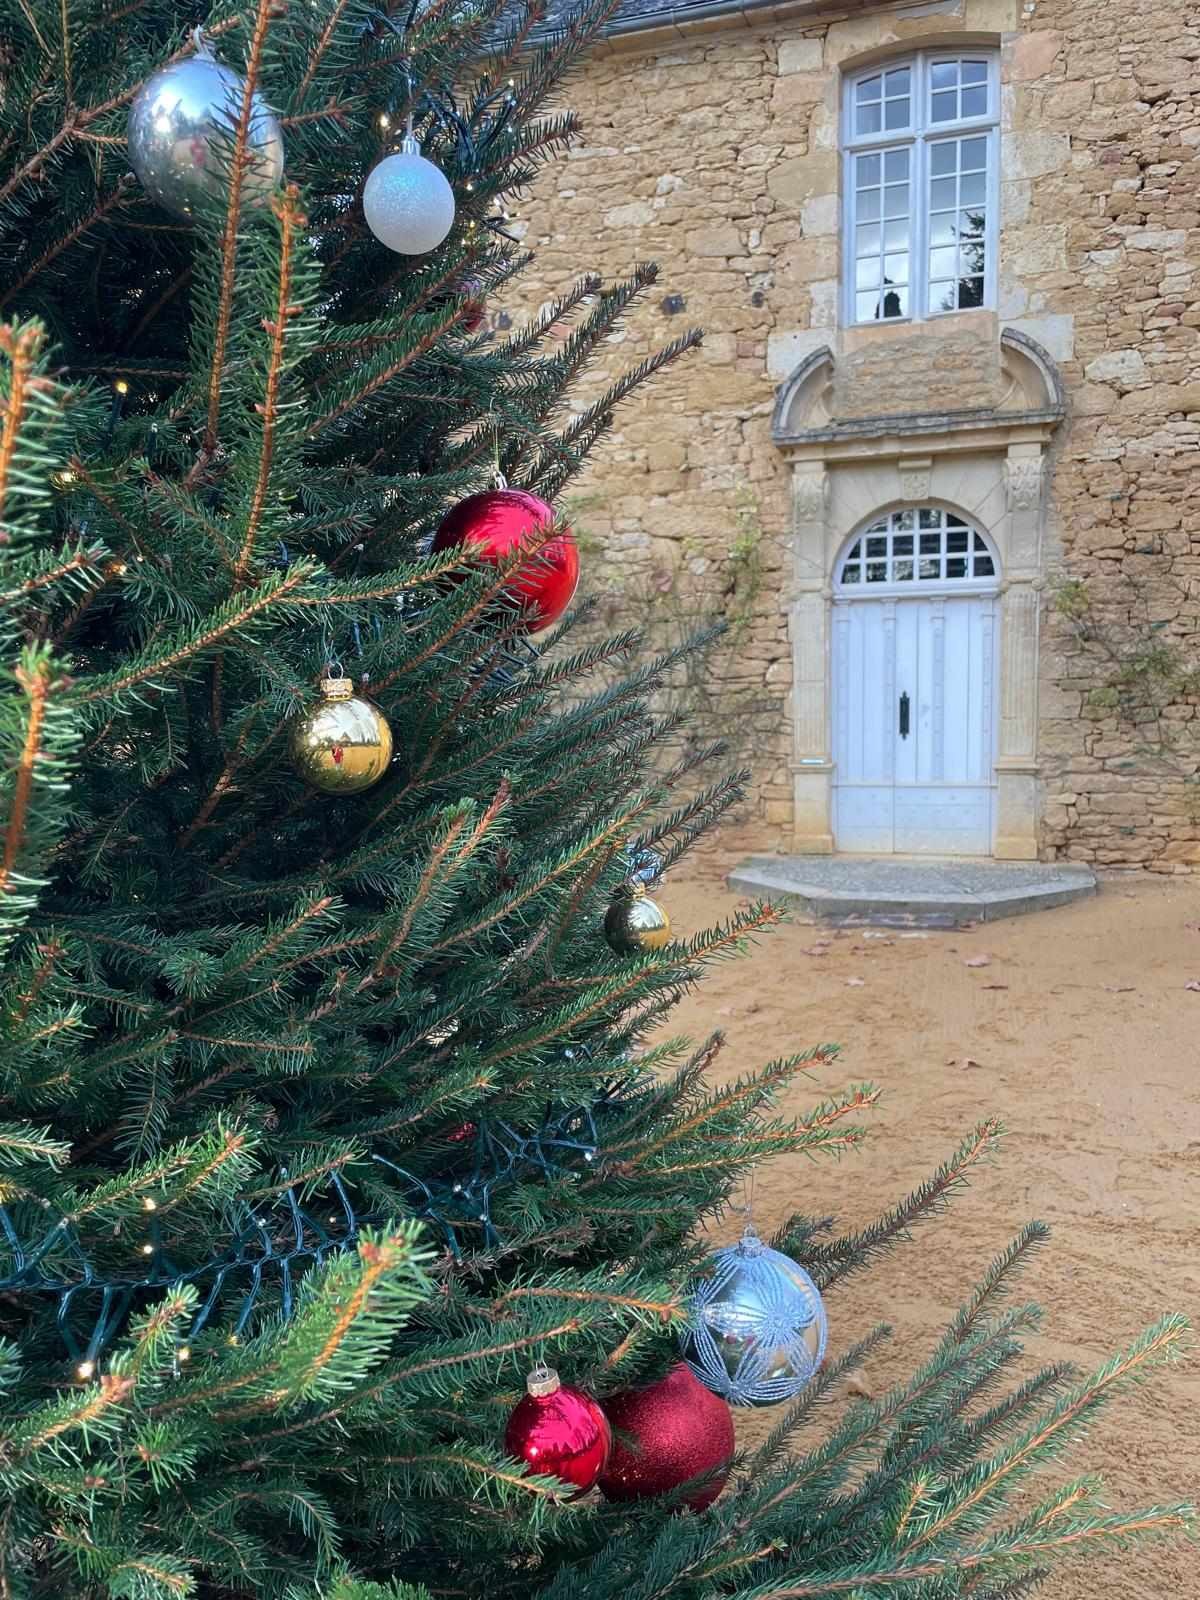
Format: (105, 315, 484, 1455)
(0, 0, 1190, 1594)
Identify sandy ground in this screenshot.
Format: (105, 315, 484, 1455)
(666, 840, 1199, 1600)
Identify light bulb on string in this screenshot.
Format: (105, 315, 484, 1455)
(77, 1360, 96, 1380)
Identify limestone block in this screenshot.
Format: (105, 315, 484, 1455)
(1008, 28, 1063, 81)
(604, 201, 655, 228)
(800, 192, 840, 237)
(777, 36, 823, 74)
(1002, 130, 1071, 182)
(685, 224, 743, 257)
(1124, 228, 1188, 252)
(766, 151, 838, 206)
(1004, 314, 1075, 361)
(766, 328, 830, 381)
(1084, 348, 1146, 386)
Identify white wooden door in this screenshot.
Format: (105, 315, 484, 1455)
(833, 593, 997, 855)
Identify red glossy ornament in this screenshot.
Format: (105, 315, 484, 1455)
(504, 1365, 611, 1497)
(432, 488, 579, 634)
(598, 1363, 734, 1511)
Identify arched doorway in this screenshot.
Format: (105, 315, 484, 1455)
(832, 507, 1000, 855)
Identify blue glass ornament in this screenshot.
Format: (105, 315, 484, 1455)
(681, 1224, 827, 1407)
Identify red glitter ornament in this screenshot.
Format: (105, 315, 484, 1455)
(432, 487, 579, 634)
(598, 1363, 734, 1511)
(504, 1365, 611, 1497)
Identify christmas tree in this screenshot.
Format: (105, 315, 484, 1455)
(0, 0, 1190, 1595)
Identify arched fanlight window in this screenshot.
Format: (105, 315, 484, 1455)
(836, 508, 999, 589)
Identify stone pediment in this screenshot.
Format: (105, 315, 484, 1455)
(771, 329, 1065, 458)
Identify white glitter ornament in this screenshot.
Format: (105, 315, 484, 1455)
(363, 134, 456, 255)
(127, 33, 283, 220)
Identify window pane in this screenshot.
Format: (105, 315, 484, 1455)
(883, 251, 909, 282)
(947, 557, 968, 578)
(920, 532, 941, 553)
(866, 561, 887, 582)
(919, 558, 940, 579)
(961, 136, 988, 170)
(929, 211, 957, 246)
(857, 187, 881, 222)
(880, 284, 908, 317)
(856, 101, 882, 135)
(884, 148, 909, 182)
(962, 59, 988, 84)
(894, 559, 914, 581)
(856, 222, 881, 256)
(930, 246, 957, 278)
(931, 177, 957, 210)
(931, 90, 957, 122)
(842, 564, 861, 584)
(973, 533, 988, 550)
(957, 276, 985, 307)
(919, 508, 939, 528)
(930, 280, 957, 312)
(857, 74, 882, 102)
(974, 555, 995, 576)
(947, 529, 968, 552)
(931, 61, 958, 90)
(896, 510, 915, 529)
(856, 151, 881, 185)
(893, 534, 914, 554)
(931, 141, 957, 176)
(962, 84, 987, 117)
(959, 207, 984, 238)
(883, 184, 909, 218)
(856, 290, 881, 320)
(883, 218, 909, 250)
(856, 256, 881, 288)
(884, 97, 909, 130)
(960, 170, 987, 206)
(866, 536, 888, 557)
(885, 66, 911, 96)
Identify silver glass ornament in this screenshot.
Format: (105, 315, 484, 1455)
(128, 35, 284, 220)
(363, 135, 456, 255)
(681, 1224, 827, 1407)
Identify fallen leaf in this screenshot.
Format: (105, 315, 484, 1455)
(844, 1367, 874, 1399)
(982, 983, 1009, 991)
(1103, 985, 1135, 994)
(1186, 980, 1200, 993)
(846, 976, 866, 987)
(964, 956, 992, 968)
(961, 1057, 984, 1070)
(1186, 923, 1200, 934)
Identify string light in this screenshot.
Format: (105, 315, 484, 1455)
(141, 1243, 154, 1255)
(378, 113, 391, 129)
(76, 1360, 95, 1380)
(142, 1196, 157, 1211)
(114, 379, 129, 395)
(177, 1346, 191, 1363)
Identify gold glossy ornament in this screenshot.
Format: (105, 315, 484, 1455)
(290, 677, 393, 794)
(604, 882, 671, 955)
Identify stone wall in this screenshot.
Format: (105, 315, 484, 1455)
(503, 0, 1200, 866)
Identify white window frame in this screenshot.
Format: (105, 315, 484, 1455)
(841, 51, 1000, 328)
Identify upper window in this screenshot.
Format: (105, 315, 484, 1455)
(842, 52, 998, 325)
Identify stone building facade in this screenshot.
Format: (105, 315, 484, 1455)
(510, 0, 1200, 868)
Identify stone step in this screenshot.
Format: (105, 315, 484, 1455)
(727, 856, 1097, 928)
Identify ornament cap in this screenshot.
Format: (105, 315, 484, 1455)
(628, 880, 648, 900)
(526, 1363, 561, 1398)
(400, 132, 421, 157)
(320, 676, 355, 700)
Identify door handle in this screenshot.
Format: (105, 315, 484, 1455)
(898, 691, 910, 740)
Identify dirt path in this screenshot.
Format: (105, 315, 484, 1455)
(666, 841, 1199, 1599)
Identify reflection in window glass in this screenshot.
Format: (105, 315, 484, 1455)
(844, 53, 996, 322)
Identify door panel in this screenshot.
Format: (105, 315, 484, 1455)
(833, 593, 996, 855)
